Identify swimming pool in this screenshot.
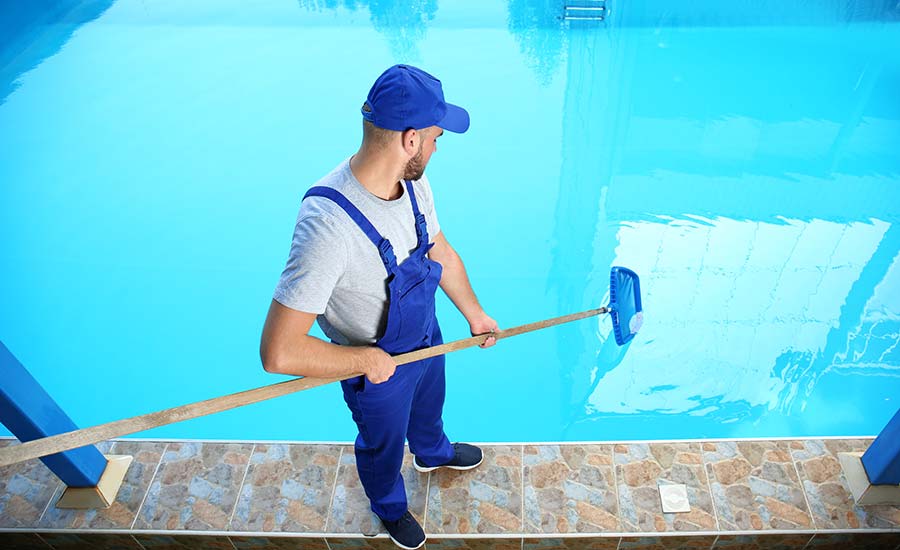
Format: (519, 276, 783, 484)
(1, 0, 899, 443)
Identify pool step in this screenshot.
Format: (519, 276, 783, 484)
(564, 1, 608, 21)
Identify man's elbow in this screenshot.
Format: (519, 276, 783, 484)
(260, 344, 286, 375)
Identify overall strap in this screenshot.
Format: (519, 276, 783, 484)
(303, 186, 397, 273)
(404, 180, 430, 246)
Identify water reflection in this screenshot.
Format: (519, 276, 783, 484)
(614, 0, 900, 27)
(603, 216, 898, 411)
(773, 225, 900, 415)
(547, 9, 639, 437)
(549, 1, 900, 438)
(297, 0, 437, 61)
(1, 0, 898, 441)
(0, 0, 114, 105)
(560, 214, 900, 438)
(506, 0, 566, 85)
(502, 0, 899, 91)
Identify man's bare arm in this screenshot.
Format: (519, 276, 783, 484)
(259, 299, 396, 383)
(428, 232, 499, 348)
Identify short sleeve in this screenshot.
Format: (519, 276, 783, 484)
(416, 174, 441, 240)
(273, 214, 347, 314)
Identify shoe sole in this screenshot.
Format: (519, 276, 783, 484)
(413, 454, 483, 473)
(386, 533, 425, 550)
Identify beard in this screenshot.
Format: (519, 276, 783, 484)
(401, 142, 426, 181)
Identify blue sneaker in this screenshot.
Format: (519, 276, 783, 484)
(380, 510, 425, 550)
(413, 443, 483, 473)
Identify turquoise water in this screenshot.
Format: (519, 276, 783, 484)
(2, 0, 899, 443)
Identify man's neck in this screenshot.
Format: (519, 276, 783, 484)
(349, 151, 403, 201)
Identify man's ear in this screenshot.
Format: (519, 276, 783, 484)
(401, 128, 419, 156)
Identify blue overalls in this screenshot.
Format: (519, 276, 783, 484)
(303, 181, 456, 521)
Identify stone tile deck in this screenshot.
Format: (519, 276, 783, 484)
(1, 437, 898, 550)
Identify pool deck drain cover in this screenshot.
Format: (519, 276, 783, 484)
(658, 483, 691, 513)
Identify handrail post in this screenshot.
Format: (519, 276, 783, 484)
(0, 341, 131, 508)
(839, 407, 900, 506)
(862, 408, 900, 485)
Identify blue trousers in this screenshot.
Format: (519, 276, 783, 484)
(340, 352, 454, 521)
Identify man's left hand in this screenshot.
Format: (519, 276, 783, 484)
(469, 313, 500, 349)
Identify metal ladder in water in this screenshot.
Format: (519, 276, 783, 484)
(563, 0, 607, 21)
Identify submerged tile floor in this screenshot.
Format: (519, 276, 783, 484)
(1, 437, 898, 550)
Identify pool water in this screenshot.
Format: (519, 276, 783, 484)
(1, 0, 899, 442)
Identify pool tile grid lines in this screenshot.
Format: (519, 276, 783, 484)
(2, 531, 900, 550)
(1, 437, 899, 550)
(3, 532, 900, 550)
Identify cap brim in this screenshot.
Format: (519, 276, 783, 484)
(439, 102, 470, 133)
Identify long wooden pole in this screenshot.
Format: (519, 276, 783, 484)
(0, 307, 607, 468)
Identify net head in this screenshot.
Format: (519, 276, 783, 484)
(609, 266, 643, 346)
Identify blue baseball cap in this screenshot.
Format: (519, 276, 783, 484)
(361, 64, 470, 133)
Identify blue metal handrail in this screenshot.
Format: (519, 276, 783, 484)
(0, 342, 106, 487)
(862, 408, 900, 485)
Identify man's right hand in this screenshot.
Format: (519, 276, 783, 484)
(360, 347, 397, 384)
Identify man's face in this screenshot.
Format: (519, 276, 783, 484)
(402, 126, 443, 181)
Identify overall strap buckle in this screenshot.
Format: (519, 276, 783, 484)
(414, 214, 428, 242)
(406, 180, 429, 244)
(378, 239, 397, 270)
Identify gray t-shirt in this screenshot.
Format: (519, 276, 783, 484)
(273, 158, 441, 346)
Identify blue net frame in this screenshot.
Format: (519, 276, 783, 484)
(609, 266, 643, 346)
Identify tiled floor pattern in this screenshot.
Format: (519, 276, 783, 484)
(1, 438, 898, 550)
(1, 533, 899, 550)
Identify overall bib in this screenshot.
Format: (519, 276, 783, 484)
(303, 181, 455, 521)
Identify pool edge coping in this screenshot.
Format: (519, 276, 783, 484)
(0, 435, 878, 446)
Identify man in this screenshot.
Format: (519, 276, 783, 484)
(259, 64, 498, 550)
